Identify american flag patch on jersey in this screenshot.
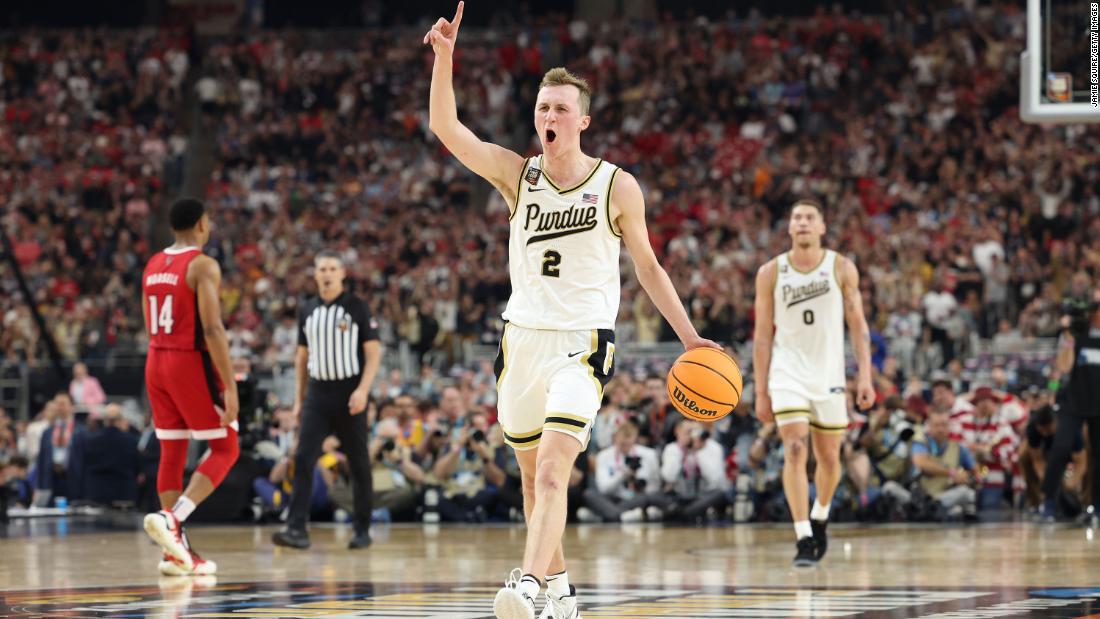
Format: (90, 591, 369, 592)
(581, 193, 599, 204)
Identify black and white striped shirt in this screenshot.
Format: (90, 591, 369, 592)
(298, 292, 379, 381)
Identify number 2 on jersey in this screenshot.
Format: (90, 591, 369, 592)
(149, 295, 175, 335)
(542, 249, 561, 277)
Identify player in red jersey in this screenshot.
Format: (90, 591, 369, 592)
(141, 198, 239, 577)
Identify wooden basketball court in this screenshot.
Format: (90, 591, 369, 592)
(2, 518, 1099, 617)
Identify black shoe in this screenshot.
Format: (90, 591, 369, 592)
(792, 537, 818, 568)
(272, 528, 311, 549)
(811, 519, 828, 560)
(347, 531, 372, 550)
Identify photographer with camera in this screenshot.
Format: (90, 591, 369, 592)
(431, 412, 502, 522)
(660, 419, 729, 522)
(582, 421, 666, 522)
(912, 410, 977, 519)
(856, 396, 925, 510)
(1039, 272, 1100, 526)
(368, 419, 426, 522)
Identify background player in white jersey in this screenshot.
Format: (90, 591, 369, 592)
(424, 4, 719, 618)
(753, 199, 874, 567)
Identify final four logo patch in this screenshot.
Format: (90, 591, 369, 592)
(525, 167, 542, 185)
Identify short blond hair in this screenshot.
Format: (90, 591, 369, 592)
(539, 67, 591, 115)
(614, 421, 639, 440)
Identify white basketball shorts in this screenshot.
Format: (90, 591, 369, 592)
(769, 389, 849, 433)
(493, 323, 615, 451)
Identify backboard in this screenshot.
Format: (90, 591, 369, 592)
(1020, 0, 1100, 123)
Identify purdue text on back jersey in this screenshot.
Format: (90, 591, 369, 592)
(502, 155, 622, 331)
(768, 250, 846, 399)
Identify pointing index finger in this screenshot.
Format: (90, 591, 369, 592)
(452, 1, 464, 31)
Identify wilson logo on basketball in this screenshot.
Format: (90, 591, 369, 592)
(672, 386, 718, 417)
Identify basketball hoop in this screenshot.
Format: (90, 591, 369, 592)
(1020, 0, 1100, 123)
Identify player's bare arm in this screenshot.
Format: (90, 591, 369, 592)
(349, 340, 382, 415)
(189, 255, 239, 425)
(752, 260, 777, 423)
(141, 290, 150, 336)
(1052, 329, 1076, 381)
(839, 256, 874, 410)
(613, 169, 719, 352)
(425, 1, 525, 210)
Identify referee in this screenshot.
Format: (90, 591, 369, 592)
(1040, 277, 1100, 526)
(272, 250, 382, 550)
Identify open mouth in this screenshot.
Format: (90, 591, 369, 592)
(546, 129, 557, 143)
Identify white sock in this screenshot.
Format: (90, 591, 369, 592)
(171, 496, 196, 523)
(547, 571, 569, 597)
(518, 574, 541, 599)
(810, 501, 830, 522)
(794, 520, 812, 540)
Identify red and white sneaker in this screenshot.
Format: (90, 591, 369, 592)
(158, 552, 189, 577)
(179, 528, 217, 576)
(186, 550, 217, 576)
(159, 551, 217, 576)
(144, 510, 193, 572)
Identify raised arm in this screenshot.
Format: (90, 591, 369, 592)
(613, 170, 719, 351)
(839, 256, 875, 410)
(753, 261, 777, 423)
(424, 2, 525, 210)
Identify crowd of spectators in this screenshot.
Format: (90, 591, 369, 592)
(0, 30, 190, 366)
(182, 1, 1100, 381)
(2, 7, 1097, 377)
(3, 2, 1100, 526)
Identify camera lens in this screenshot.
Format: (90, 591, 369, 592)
(382, 439, 396, 452)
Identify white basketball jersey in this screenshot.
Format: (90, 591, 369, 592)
(502, 155, 622, 331)
(768, 249, 846, 398)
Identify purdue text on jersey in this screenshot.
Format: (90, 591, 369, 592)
(503, 155, 622, 331)
(768, 250, 846, 400)
(523, 202, 598, 245)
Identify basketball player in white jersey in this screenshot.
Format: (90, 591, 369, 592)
(425, 4, 719, 618)
(753, 198, 874, 567)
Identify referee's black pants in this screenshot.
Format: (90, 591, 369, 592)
(1041, 413, 1100, 509)
(288, 377, 373, 534)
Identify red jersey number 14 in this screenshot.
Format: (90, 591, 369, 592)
(149, 294, 175, 335)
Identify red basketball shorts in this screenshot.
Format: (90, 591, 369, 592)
(146, 348, 237, 440)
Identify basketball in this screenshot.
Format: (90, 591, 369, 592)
(666, 348, 743, 422)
